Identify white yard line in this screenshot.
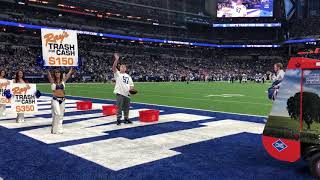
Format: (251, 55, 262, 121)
(51, 94, 268, 118)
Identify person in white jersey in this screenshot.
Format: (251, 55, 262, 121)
(268, 63, 285, 101)
(112, 53, 134, 126)
(232, 0, 247, 17)
(273, 63, 285, 89)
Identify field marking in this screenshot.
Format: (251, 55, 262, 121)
(61, 120, 264, 171)
(222, 94, 244, 96)
(206, 94, 245, 98)
(0, 95, 266, 173)
(56, 87, 270, 107)
(47, 93, 267, 118)
(74, 87, 268, 101)
(36, 82, 273, 85)
(37, 83, 270, 100)
(19, 108, 152, 144)
(137, 94, 270, 106)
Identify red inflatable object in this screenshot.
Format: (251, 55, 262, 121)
(139, 110, 160, 122)
(102, 105, 118, 116)
(76, 101, 92, 110)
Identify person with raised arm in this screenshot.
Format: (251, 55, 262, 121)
(47, 68, 74, 134)
(112, 53, 135, 126)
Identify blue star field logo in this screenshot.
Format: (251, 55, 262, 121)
(272, 139, 288, 152)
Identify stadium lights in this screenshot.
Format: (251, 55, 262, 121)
(283, 38, 319, 44)
(28, 0, 47, 4)
(213, 23, 282, 28)
(0, 20, 281, 49)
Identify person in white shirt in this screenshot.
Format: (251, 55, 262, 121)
(273, 63, 285, 89)
(112, 53, 134, 125)
(232, 0, 247, 17)
(268, 63, 285, 101)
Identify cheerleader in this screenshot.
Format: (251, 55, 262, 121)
(13, 70, 28, 123)
(47, 68, 74, 134)
(0, 69, 9, 117)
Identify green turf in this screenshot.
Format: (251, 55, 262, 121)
(37, 82, 272, 116)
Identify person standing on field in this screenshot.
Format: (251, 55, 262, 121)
(268, 63, 286, 101)
(47, 68, 74, 134)
(112, 53, 134, 126)
(13, 70, 28, 123)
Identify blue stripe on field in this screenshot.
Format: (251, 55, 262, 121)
(38, 106, 76, 111)
(53, 117, 218, 148)
(0, 95, 313, 179)
(0, 125, 312, 180)
(37, 102, 75, 106)
(12, 115, 106, 132)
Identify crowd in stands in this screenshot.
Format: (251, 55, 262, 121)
(0, 1, 211, 42)
(0, 29, 287, 83)
(0, 0, 292, 83)
(0, 1, 279, 43)
(289, 18, 320, 38)
(119, 0, 206, 15)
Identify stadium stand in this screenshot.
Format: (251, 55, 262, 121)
(0, 28, 287, 83)
(289, 18, 320, 38)
(2, 0, 320, 179)
(0, 1, 279, 43)
(0, 0, 287, 83)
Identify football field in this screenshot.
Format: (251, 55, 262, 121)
(37, 82, 272, 116)
(0, 82, 313, 180)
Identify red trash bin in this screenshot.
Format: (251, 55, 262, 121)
(139, 110, 160, 122)
(76, 101, 92, 110)
(102, 105, 118, 116)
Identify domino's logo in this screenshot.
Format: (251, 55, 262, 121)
(272, 139, 288, 152)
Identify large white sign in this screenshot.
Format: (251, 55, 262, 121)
(11, 83, 38, 113)
(41, 28, 78, 67)
(0, 79, 11, 105)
